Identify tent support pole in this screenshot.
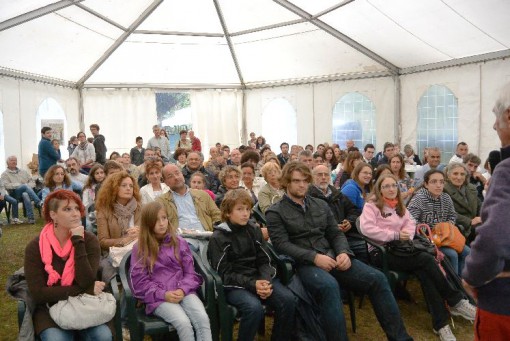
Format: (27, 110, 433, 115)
(78, 87, 85, 132)
(394, 75, 401, 146)
(241, 90, 247, 144)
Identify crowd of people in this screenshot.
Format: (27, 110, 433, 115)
(4, 84, 510, 341)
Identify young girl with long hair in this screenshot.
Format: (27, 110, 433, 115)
(82, 164, 105, 208)
(130, 201, 212, 341)
(340, 162, 373, 209)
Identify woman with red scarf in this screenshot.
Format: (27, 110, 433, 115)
(24, 190, 112, 340)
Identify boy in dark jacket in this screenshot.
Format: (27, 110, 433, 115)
(208, 189, 296, 341)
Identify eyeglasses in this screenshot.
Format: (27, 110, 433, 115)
(360, 171, 373, 176)
(428, 180, 445, 185)
(381, 184, 398, 190)
(315, 172, 330, 178)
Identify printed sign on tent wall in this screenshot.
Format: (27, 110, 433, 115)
(41, 119, 65, 145)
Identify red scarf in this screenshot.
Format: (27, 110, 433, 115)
(39, 222, 76, 286)
(383, 197, 398, 209)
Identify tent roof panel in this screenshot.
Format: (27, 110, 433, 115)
(0, 0, 56, 22)
(86, 36, 240, 85)
(233, 23, 388, 84)
(0, 11, 122, 81)
(78, 0, 154, 28)
(285, 0, 348, 16)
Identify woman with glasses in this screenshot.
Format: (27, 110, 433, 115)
(341, 162, 373, 209)
(443, 163, 482, 244)
(360, 174, 475, 340)
(407, 169, 470, 276)
(96, 171, 141, 254)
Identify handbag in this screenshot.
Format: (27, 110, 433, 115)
(431, 222, 466, 253)
(386, 233, 437, 257)
(109, 240, 136, 267)
(49, 292, 116, 330)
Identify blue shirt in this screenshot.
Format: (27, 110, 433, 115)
(173, 187, 204, 231)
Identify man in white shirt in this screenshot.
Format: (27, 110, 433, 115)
(449, 142, 469, 164)
(147, 125, 171, 162)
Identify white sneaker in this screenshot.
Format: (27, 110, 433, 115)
(433, 325, 456, 341)
(450, 299, 476, 321)
(11, 218, 23, 225)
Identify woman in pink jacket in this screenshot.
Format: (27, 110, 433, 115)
(360, 174, 475, 341)
(130, 201, 212, 341)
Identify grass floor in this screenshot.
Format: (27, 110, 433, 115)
(1, 216, 475, 341)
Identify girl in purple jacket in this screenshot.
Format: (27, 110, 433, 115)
(130, 201, 212, 341)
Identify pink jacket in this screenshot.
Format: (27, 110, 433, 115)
(360, 202, 416, 245)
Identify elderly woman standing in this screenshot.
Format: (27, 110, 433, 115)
(24, 190, 112, 340)
(71, 132, 96, 173)
(443, 162, 482, 243)
(96, 171, 141, 252)
(257, 162, 284, 214)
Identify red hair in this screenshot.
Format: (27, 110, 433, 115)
(43, 189, 85, 222)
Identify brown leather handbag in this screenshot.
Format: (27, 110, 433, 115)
(431, 222, 466, 253)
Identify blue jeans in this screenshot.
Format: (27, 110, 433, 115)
(39, 324, 112, 341)
(0, 195, 18, 219)
(440, 245, 470, 276)
(226, 279, 296, 341)
(11, 185, 41, 220)
(298, 259, 412, 341)
(154, 293, 212, 341)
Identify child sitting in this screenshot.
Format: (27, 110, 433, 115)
(208, 189, 296, 341)
(130, 201, 212, 341)
(190, 172, 215, 201)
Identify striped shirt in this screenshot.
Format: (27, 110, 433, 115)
(407, 188, 456, 227)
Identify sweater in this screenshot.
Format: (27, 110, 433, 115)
(38, 137, 60, 176)
(407, 188, 456, 227)
(360, 202, 416, 245)
(24, 231, 100, 335)
(463, 145, 510, 315)
(341, 179, 366, 209)
(130, 235, 202, 314)
(1, 167, 36, 190)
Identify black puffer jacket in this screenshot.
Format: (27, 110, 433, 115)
(266, 195, 352, 266)
(208, 221, 276, 293)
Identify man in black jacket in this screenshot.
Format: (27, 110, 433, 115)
(89, 124, 106, 165)
(266, 162, 411, 341)
(308, 165, 368, 264)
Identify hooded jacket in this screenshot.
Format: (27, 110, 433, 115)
(130, 234, 202, 315)
(208, 221, 276, 294)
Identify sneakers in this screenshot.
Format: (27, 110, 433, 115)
(11, 218, 23, 225)
(28, 219, 36, 224)
(434, 325, 456, 341)
(450, 299, 476, 321)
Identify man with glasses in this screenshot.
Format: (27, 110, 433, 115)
(266, 162, 412, 341)
(308, 165, 368, 264)
(158, 164, 221, 251)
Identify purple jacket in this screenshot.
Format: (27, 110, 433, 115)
(130, 235, 203, 314)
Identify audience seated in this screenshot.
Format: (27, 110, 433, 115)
(413, 147, 445, 187)
(257, 162, 284, 214)
(24, 190, 112, 340)
(341, 162, 373, 210)
(65, 157, 88, 186)
(214, 165, 242, 207)
(139, 159, 169, 204)
(71, 132, 96, 174)
(407, 169, 470, 276)
(82, 164, 105, 209)
(1, 155, 43, 224)
(361, 174, 475, 340)
(181, 152, 220, 194)
(41, 165, 83, 204)
(443, 163, 482, 244)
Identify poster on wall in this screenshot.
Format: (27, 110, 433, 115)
(41, 119, 64, 144)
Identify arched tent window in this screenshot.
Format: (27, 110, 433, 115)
(416, 85, 458, 163)
(332, 92, 376, 149)
(0, 110, 5, 173)
(262, 98, 297, 148)
(36, 98, 68, 158)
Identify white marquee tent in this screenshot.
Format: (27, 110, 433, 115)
(1, 0, 510, 169)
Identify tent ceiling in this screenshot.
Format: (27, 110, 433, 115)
(0, 0, 509, 88)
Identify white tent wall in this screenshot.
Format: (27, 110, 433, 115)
(190, 90, 243, 159)
(244, 77, 396, 151)
(400, 57, 510, 161)
(82, 89, 156, 157)
(0, 77, 79, 172)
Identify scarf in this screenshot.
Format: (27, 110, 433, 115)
(39, 222, 76, 287)
(113, 197, 138, 236)
(78, 141, 88, 150)
(383, 197, 398, 208)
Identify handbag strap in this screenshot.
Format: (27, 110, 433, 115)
(416, 223, 445, 263)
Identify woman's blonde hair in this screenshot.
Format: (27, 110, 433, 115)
(260, 162, 281, 181)
(95, 171, 140, 215)
(137, 201, 180, 272)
